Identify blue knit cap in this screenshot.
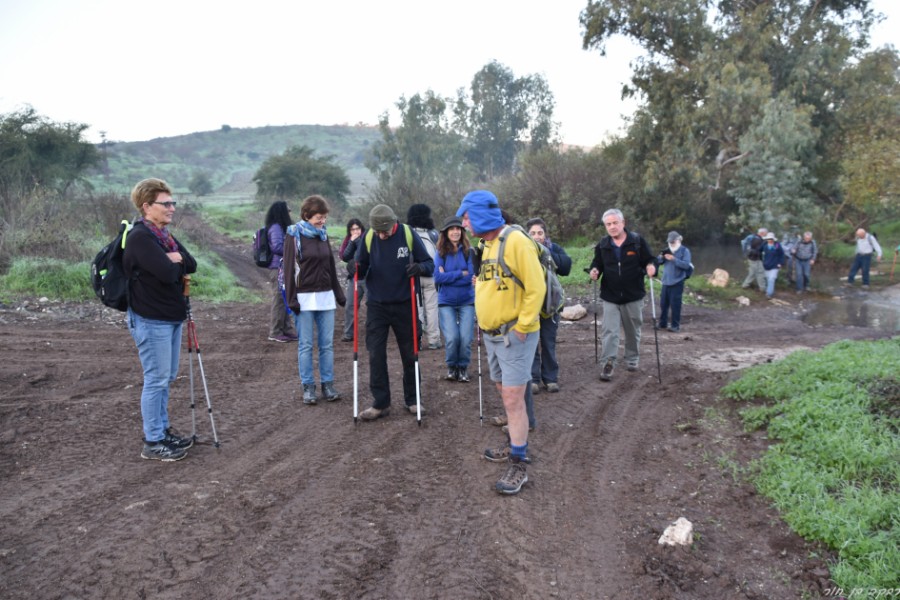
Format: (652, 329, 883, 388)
(456, 190, 505, 235)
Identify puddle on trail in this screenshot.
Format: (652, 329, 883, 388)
(802, 284, 900, 332)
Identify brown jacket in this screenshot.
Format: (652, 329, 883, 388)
(282, 233, 346, 313)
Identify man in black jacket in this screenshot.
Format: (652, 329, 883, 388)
(588, 208, 656, 382)
(355, 204, 435, 420)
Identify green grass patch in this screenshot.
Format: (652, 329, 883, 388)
(721, 338, 900, 589)
(0, 258, 95, 301)
(0, 247, 263, 306)
(192, 200, 261, 242)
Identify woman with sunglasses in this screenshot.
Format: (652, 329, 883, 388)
(123, 178, 197, 462)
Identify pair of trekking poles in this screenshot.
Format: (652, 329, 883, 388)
(351, 265, 424, 426)
(182, 276, 221, 447)
(587, 270, 662, 384)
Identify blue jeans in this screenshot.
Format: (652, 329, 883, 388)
(294, 310, 335, 385)
(438, 304, 474, 368)
(127, 310, 183, 443)
(795, 259, 812, 291)
(658, 281, 684, 329)
(531, 314, 560, 384)
(765, 268, 780, 297)
(848, 254, 873, 285)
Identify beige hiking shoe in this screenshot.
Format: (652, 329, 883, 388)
(359, 406, 390, 421)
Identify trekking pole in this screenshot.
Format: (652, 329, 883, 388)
(183, 276, 221, 447)
(585, 268, 598, 364)
(352, 265, 360, 424)
(410, 276, 422, 426)
(647, 276, 662, 385)
(476, 321, 483, 426)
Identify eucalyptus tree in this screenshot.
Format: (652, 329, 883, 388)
(453, 61, 558, 180)
(365, 91, 473, 217)
(580, 0, 888, 237)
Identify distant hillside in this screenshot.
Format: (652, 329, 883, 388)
(86, 124, 381, 200)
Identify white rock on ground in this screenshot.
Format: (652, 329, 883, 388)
(560, 304, 587, 321)
(658, 517, 694, 546)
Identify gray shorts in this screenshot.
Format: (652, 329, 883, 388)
(483, 330, 540, 386)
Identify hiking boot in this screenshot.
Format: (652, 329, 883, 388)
(268, 335, 292, 343)
(406, 404, 426, 416)
(667, 326, 680, 333)
(163, 426, 193, 449)
(141, 440, 187, 462)
(321, 381, 341, 402)
(341, 336, 353, 343)
(427, 342, 442, 350)
(626, 362, 639, 372)
(484, 442, 532, 463)
(457, 368, 470, 383)
(490, 415, 508, 427)
(285, 333, 299, 341)
(302, 384, 317, 405)
(599, 359, 614, 381)
(445, 368, 458, 381)
(545, 382, 560, 393)
(495, 458, 529, 495)
(531, 382, 541, 395)
(359, 406, 390, 421)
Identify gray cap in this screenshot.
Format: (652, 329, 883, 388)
(667, 231, 682, 243)
(369, 204, 398, 232)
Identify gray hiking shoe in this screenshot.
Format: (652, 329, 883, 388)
(302, 384, 317, 405)
(531, 382, 541, 395)
(163, 427, 193, 449)
(456, 368, 470, 383)
(626, 362, 639, 372)
(600, 359, 615, 381)
(545, 382, 560, 393)
(495, 458, 529, 495)
(141, 441, 187, 462)
(321, 381, 341, 402)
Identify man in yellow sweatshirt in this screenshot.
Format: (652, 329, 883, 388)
(457, 190, 545, 495)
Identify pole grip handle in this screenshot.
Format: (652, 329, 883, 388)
(183, 274, 192, 297)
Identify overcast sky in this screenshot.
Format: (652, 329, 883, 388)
(0, 0, 896, 147)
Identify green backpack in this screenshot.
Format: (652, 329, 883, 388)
(495, 224, 566, 319)
(364, 224, 414, 253)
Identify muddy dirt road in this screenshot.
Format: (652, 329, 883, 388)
(0, 224, 891, 599)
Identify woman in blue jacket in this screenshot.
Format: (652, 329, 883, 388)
(761, 232, 785, 299)
(433, 216, 475, 382)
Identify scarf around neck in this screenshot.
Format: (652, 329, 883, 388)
(142, 218, 178, 252)
(288, 220, 328, 241)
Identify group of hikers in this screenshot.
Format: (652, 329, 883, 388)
(741, 226, 887, 298)
(123, 176, 891, 496)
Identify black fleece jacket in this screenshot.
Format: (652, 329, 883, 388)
(588, 229, 655, 305)
(122, 221, 197, 321)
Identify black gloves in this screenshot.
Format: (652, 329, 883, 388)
(406, 263, 424, 277)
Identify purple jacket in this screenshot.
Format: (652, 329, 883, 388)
(267, 223, 286, 269)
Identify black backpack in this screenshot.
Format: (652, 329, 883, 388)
(253, 226, 272, 267)
(90, 219, 135, 311)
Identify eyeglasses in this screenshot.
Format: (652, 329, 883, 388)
(154, 201, 177, 208)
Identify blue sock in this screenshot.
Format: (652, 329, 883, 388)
(510, 443, 528, 461)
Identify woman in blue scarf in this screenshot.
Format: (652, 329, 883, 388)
(282, 195, 346, 404)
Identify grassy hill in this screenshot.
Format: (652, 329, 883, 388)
(86, 124, 381, 201)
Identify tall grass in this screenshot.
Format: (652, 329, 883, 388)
(722, 339, 900, 590)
